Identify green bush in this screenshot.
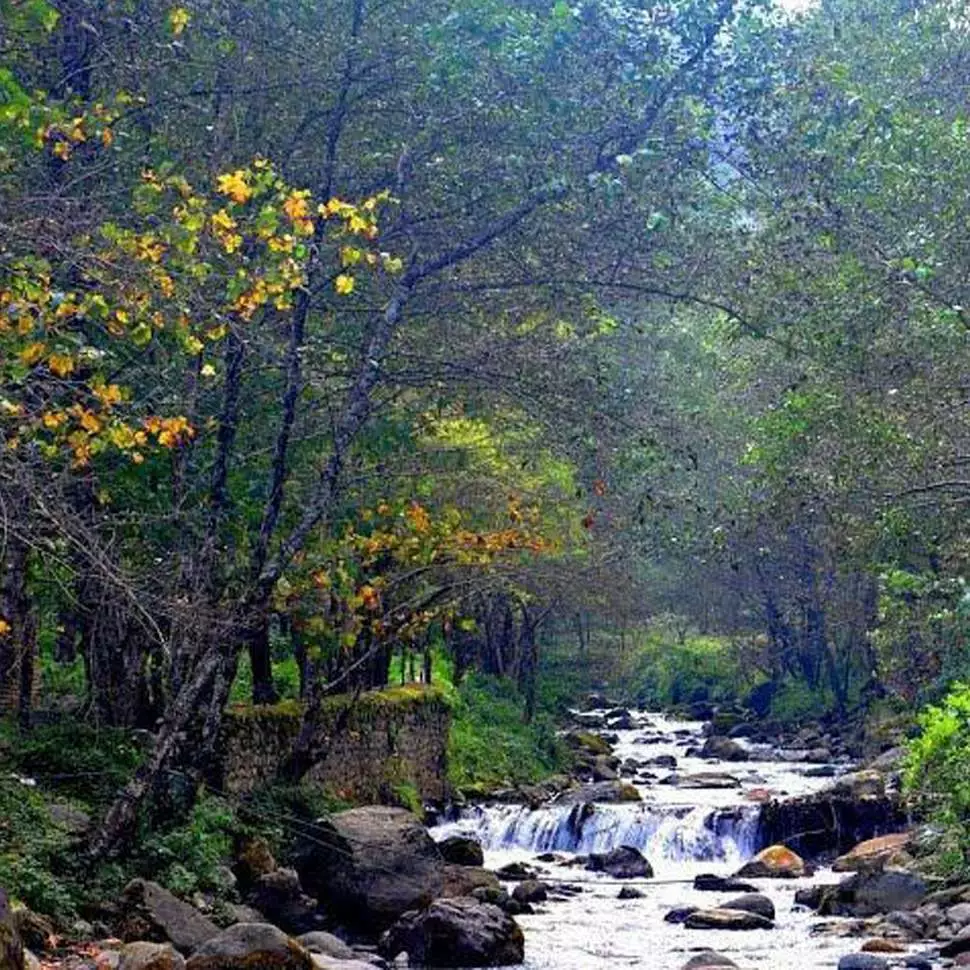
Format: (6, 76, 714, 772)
(627, 631, 752, 708)
(448, 673, 566, 790)
(0, 776, 79, 923)
(769, 680, 834, 726)
(904, 681, 970, 876)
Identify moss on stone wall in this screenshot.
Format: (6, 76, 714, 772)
(216, 685, 451, 805)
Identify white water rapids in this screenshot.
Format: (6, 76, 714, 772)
(432, 711, 900, 970)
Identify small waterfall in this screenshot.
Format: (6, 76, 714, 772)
(436, 800, 763, 867)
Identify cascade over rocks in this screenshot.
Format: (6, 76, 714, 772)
(379, 898, 524, 967)
(293, 807, 444, 934)
(756, 778, 907, 859)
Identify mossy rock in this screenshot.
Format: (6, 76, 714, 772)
(567, 732, 612, 756)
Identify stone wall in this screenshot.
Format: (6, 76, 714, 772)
(215, 685, 451, 803)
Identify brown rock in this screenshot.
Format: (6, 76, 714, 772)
(860, 940, 906, 954)
(234, 837, 277, 888)
(118, 942, 186, 970)
(186, 924, 311, 970)
(736, 844, 806, 879)
(833, 833, 913, 873)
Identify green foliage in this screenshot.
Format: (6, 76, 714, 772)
(136, 794, 237, 896)
(2, 720, 144, 807)
(0, 776, 77, 924)
(390, 781, 422, 816)
(768, 680, 834, 726)
(626, 629, 752, 709)
(448, 673, 566, 790)
(904, 682, 970, 875)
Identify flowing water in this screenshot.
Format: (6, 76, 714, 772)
(433, 711, 890, 970)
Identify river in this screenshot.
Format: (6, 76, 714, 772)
(432, 710, 899, 970)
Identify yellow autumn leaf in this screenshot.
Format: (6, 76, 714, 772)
(0, 618, 10, 638)
(47, 353, 75, 377)
(200, 363, 216, 378)
(216, 170, 253, 204)
(20, 342, 46, 365)
(334, 274, 355, 295)
(168, 6, 191, 35)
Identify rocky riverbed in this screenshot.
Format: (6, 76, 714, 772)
(431, 706, 940, 970)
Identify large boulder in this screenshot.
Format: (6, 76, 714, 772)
(819, 868, 928, 918)
(585, 846, 653, 879)
(185, 924, 311, 970)
(118, 881, 220, 954)
(828, 771, 887, 800)
(684, 908, 773, 930)
(437, 836, 484, 867)
(379, 898, 524, 967)
(293, 807, 443, 933)
(833, 833, 913, 873)
(700, 737, 750, 762)
(735, 845, 806, 879)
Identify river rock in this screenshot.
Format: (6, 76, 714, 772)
(949, 902, 970, 928)
(664, 906, 698, 924)
(675, 773, 741, 790)
(118, 880, 220, 954)
(617, 887, 643, 900)
(248, 868, 324, 935)
(296, 933, 355, 961)
(837, 955, 888, 970)
(118, 942, 185, 970)
(379, 898, 524, 966)
(860, 940, 907, 953)
(186, 924, 311, 970)
(735, 844, 806, 879)
(585, 846, 653, 879)
(553, 782, 641, 805)
(833, 833, 913, 872)
(794, 885, 828, 910)
(700, 737, 750, 762)
(234, 837, 277, 889)
(591, 756, 619, 782)
(645, 755, 677, 769)
(511, 881, 548, 905)
(682, 952, 737, 970)
(684, 908, 773, 930)
(820, 868, 928, 917)
(693, 875, 757, 894)
(494, 862, 536, 882)
(437, 836, 484, 867)
(441, 865, 501, 899)
(721, 893, 775, 921)
(565, 731, 612, 756)
(940, 923, 970, 957)
(294, 807, 443, 933)
(827, 771, 886, 800)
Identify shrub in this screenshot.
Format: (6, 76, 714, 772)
(448, 673, 566, 790)
(904, 681, 970, 875)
